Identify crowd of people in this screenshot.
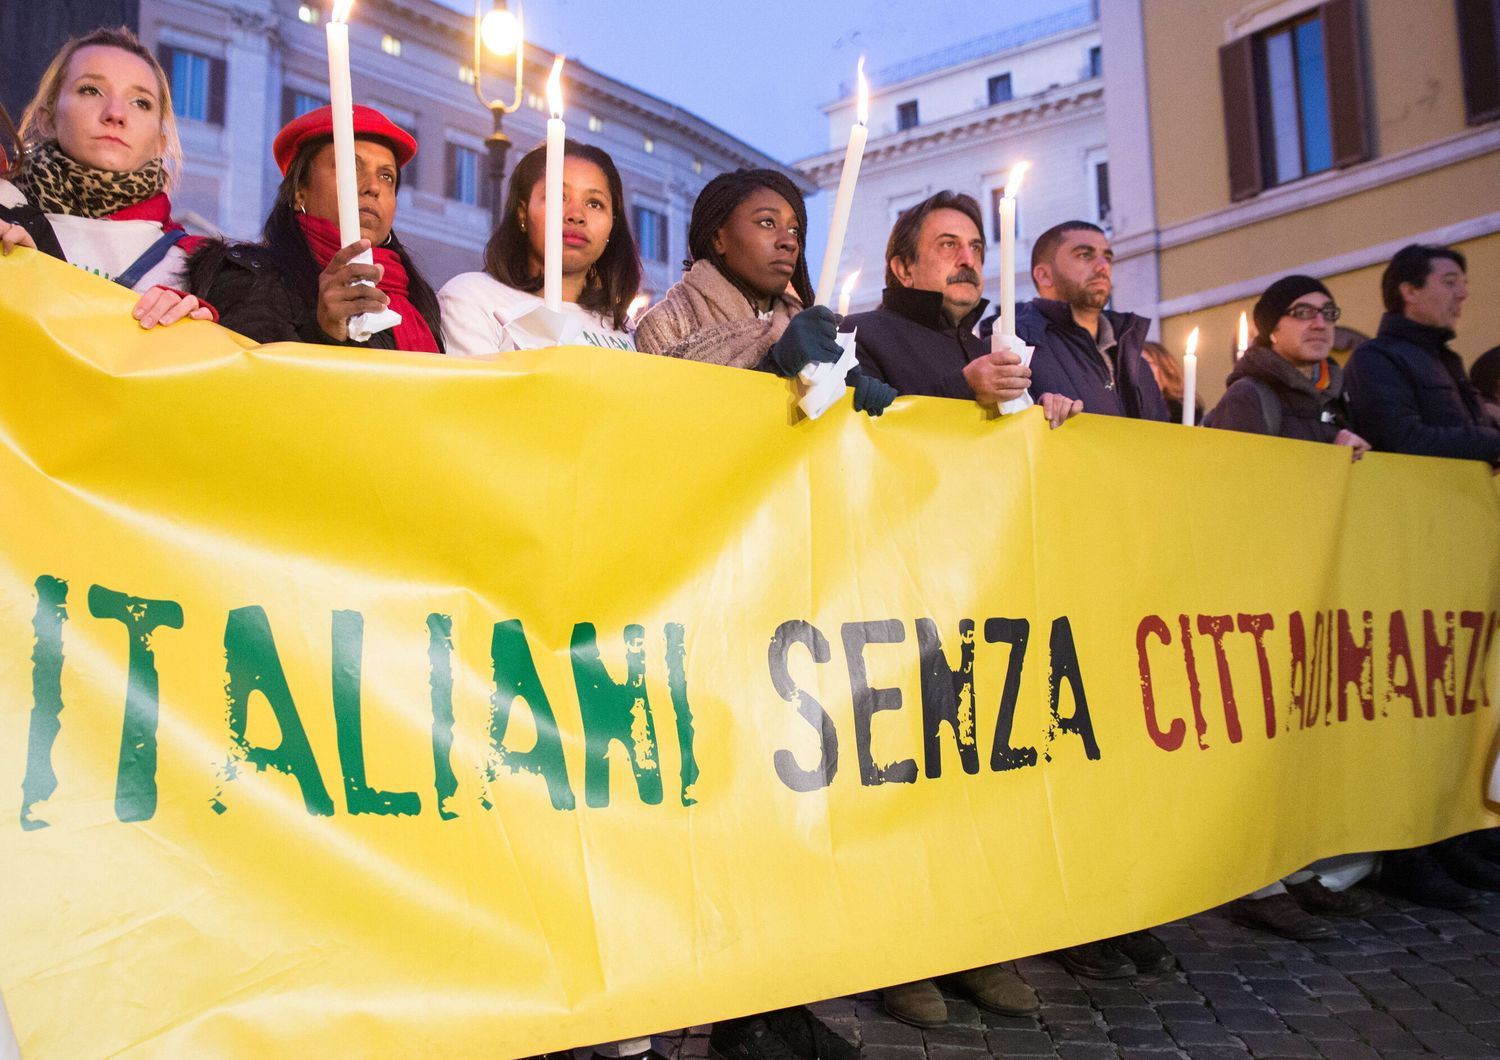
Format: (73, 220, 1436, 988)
(3, 26, 1500, 1060)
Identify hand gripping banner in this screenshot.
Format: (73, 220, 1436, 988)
(2, 252, 1498, 1057)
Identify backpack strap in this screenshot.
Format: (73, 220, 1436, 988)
(113, 227, 187, 290)
(1251, 378, 1283, 436)
(0, 200, 65, 262)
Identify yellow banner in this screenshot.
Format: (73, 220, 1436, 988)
(2, 251, 1499, 1058)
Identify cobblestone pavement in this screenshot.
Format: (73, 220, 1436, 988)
(656, 889, 1500, 1059)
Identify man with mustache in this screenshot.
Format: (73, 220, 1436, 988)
(1002, 221, 1169, 422)
(841, 191, 1080, 426)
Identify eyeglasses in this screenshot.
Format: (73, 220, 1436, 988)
(1284, 303, 1341, 322)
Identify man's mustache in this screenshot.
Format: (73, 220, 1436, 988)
(947, 267, 981, 286)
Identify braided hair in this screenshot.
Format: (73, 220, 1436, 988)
(687, 169, 814, 310)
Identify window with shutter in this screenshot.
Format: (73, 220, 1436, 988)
(160, 45, 224, 126)
(1457, 0, 1500, 125)
(1218, 1, 1370, 200)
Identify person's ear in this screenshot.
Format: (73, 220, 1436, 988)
(713, 227, 726, 256)
(1032, 262, 1051, 291)
(1399, 280, 1420, 309)
(890, 255, 913, 287)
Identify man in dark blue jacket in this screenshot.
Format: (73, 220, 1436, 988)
(1344, 243, 1500, 463)
(1344, 244, 1500, 910)
(994, 221, 1170, 422)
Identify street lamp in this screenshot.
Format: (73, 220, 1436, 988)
(472, 1, 524, 230)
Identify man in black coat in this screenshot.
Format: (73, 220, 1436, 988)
(1343, 244, 1500, 909)
(841, 190, 1079, 426)
(995, 221, 1169, 422)
(1344, 243, 1500, 463)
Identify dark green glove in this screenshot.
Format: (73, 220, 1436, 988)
(850, 372, 897, 417)
(766, 306, 842, 377)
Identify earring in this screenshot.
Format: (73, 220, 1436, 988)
(519, 218, 527, 232)
(296, 201, 306, 214)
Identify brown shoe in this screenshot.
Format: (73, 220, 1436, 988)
(1228, 894, 1336, 940)
(881, 980, 947, 1028)
(944, 963, 1038, 1016)
(1286, 877, 1377, 917)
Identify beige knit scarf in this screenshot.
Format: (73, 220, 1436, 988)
(635, 259, 801, 369)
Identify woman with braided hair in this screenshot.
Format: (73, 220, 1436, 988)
(636, 168, 895, 416)
(0, 26, 213, 329)
(440, 139, 640, 356)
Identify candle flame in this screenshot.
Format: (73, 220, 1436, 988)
(331, 0, 354, 23)
(1237, 311, 1249, 353)
(546, 55, 565, 118)
(1185, 326, 1200, 358)
(626, 294, 650, 324)
(855, 57, 868, 127)
(840, 268, 862, 300)
(1006, 160, 1031, 199)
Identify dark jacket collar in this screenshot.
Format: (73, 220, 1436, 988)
(1028, 296, 1150, 340)
(1376, 312, 1457, 352)
(880, 285, 989, 334)
(1225, 344, 1343, 402)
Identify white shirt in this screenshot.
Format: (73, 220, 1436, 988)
(0, 179, 188, 294)
(438, 270, 636, 358)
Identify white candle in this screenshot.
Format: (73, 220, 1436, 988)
(815, 58, 868, 307)
(1182, 326, 1200, 427)
(544, 56, 566, 312)
(997, 160, 1030, 343)
(1236, 311, 1249, 360)
(837, 268, 861, 317)
(325, 0, 364, 260)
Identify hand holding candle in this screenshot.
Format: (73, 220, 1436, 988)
(325, 0, 400, 342)
(815, 58, 868, 306)
(1182, 326, 1200, 427)
(544, 56, 566, 312)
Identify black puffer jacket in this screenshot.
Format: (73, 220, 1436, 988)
(1344, 313, 1500, 462)
(1010, 298, 1169, 421)
(1203, 345, 1348, 442)
(184, 240, 400, 349)
(840, 286, 987, 400)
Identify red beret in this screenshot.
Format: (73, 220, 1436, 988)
(272, 104, 418, 175)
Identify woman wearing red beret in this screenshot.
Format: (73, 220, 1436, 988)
(184, 104, 443, 352)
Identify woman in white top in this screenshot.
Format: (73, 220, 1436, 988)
(0, 26, 211, 329)
(439, 139, 640, 356)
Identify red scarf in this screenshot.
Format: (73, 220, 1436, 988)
(106, 192, 209, 255)
(296, 213, 441, 354)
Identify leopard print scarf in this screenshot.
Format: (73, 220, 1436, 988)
(13, 140, 165, 218)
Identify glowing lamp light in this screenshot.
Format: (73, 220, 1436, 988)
(480, 8, 522, 56)
(1006, 160, 1031, 197)
(627, 294, 650, 326)
(855, 56, 869, 126)
(331, 0, 354, 22)
(1237, 311, 1249, 358)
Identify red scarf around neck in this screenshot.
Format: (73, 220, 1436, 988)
(296, 213, 440, 354)
(106, 191, 208, 254)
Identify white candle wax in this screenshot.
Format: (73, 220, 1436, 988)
(544, 115, 564, 311)
(999, 194, 1017, 341)
(816, 123, 866, 307)
(325, 20, 366, 262)
(1182, 354, 1198, 426)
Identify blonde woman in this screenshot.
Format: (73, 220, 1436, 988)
(0, 26, 211, 328)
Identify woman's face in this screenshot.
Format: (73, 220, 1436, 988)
(297, 139, 399, 247)
(50, 45, 165, 173)
(523, 156, 614, 277)
(713, 187, 800, 301)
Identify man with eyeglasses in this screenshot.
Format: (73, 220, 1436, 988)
(1204, 275, 1369, 458)
(1345, 244, 1500, 910)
